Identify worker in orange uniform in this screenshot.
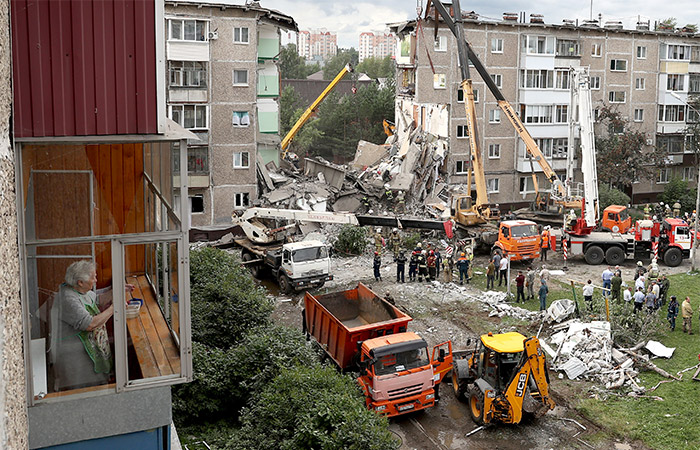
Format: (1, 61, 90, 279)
(540, 226, 551, 262)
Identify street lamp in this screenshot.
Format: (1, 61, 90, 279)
(669, 91, 700, 270)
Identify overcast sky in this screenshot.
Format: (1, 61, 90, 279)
(256, 0, 700, 48)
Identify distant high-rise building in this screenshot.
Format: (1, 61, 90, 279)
(359, 31, 396, 62)
(297, 29, 337, 60)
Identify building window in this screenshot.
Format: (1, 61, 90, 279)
(523, 35, 555, 54)
(593, 108, 600, 121)
(233, 151, 250, 168)
(555, 70, 570, 89)
(608, 91, 626, 103)
(491, 74, 502, 88)
(232, 111, 250, 127)
(169, 61, 207, 88)
(658, 105, 687, 122)
(234, 27, 249, 43)
(590, 76, 601, 90)
(535, 138, 568, 159)
(689, 74, 700, 94)
(234, 192, 250, 208)
(521, 104, 553, 124)
(667, 74, 685, 91)
(456, 125, 469, 138)
(682, 167, 695, 181)
(591, 43, 602, 57)
(488, 144, 501, 158)
(634, 108, 644, 122)
(458, 88, 479, 102)
(174, 146, 209, 175)
(609, 59, 628, 72)
(637, 46, 647, 59)
(487, 178, 499, 193)
(555, 105, 568, 123)
(556, 39, 580, 57)
(168, 19, 208, 41)
(434, 73, 446, 89)
(519, 176, 536, 193)
(233, 70, 249, 86)
(455, 160, 469, 174)
(635, 77, 645, 90)
(658, 168, 671, 184)
(666, 44, 691, 60)
(190, 194, 204, 213)
(658, 135, 685, 153)
(520, 69, 554, 89)
(491, 38, 503, 53)
(434, 35, 447, 52)
(169, 104, 207, 129)
(489, 109, 501, 123)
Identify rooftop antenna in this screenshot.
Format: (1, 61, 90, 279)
(589, 0, 593, 21)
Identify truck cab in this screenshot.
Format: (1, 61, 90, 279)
(267, 240, 332, 293)
(492, 220, 540, 261)
(600, 205, 631, 233)
(358, 332, 452, 416)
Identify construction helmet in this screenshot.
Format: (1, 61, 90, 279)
(461, 252, 466, 256)
(393, 228, 398, 232)
(417, 242, 422, 248)
(374, 251, 379, 255)
(637, 261, 643, 266)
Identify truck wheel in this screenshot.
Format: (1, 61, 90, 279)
(467, 386, 485, 425)
(242, 253, 263, 279)
(663, 247, 682, 267)
(451, 369, 468, 400)
(278, 274, 292, 294)
(605, 246, 625, 265)
(584, 245, 605, 265)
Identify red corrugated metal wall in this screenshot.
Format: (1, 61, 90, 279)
(11, 0, 159, 137)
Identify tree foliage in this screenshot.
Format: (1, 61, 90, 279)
(280, 44, 319, 79)
(189, 247, 272, 349)
(323, 48, 359, 80)
(598, 184, 631, 211)
(595, 105, 666, 190)
(231, 365, 398, 450)
(658, 17, 677, 30)
(333, 224, 369, 256)
(659, 178, 698, 214)
(356, 56, 396, 79)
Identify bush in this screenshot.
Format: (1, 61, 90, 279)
(659, 177, 697, 215)
(401, 231, 421, 251)
(587, 295, 665, 347)
(599, 184, 631, 211)
(189, 248, 273, 348)
(333, 224, 368, 256)
(230, 365, 398, 450)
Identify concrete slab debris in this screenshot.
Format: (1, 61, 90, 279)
(547, 299, 576, 322)
(304, 158, 346, 190)
(352, 140, 390, 169)
(561, 357, 587, 379)
(645, 340, 675, 358)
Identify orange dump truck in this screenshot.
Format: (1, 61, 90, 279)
(303, 283, 452, 417)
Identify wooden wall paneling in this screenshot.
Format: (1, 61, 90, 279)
(110, 144, 125, 234)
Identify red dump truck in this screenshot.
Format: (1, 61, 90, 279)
(303, 283, 453, 417)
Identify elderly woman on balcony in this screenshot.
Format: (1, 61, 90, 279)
(50, 260, 131, 391)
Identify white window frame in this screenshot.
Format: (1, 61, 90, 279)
(519, 176, 536, 194)
(610, 59, 628, 72)
(458, 88, 478, 103)
(488, 143, 500, 159)
(234, 192, 250, 209)
(667, 74, 685, 91)
(489, 109, 501, 123)
(168, 18, 208, 42)
(637, 46, 647, 59)
(168, 104, 208, 130)
(524, 35, 555, 55)
(434, 35, 447, 52)
(523, 105, 553, 124)
(491, 38, 504, 53)
(233, 151, 250, 169)
(591, 43, 602, 57)
(634, 108, 644, 122)
(555, 105, 568, 124)
(232, 111, 250, 127)
(555, 70, 570, 90)
(456, 125, 469, 138)
(667, 44, 691, 61)
(455, 160, 469, 175)
(491, 74, 502, 88)
(233, 69, 249, 86)
(190, 194, 205, 214)
(657, 168, 671, 184)
(608, 91, 626, 103)
(682, 166, 695, 181)
(590, 76, 601, 90)
(433, 73, 446, 89)
(233, 27, 249, 44)
(635, 77, 646, 90)
(487, 178, 499, 193)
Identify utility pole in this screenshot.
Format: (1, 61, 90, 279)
(692, 167, 700, 271)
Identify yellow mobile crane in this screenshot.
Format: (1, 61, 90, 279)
(280, 64, 354, 161)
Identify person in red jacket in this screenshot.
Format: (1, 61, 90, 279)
(427, 250, 437, 281)
(515, 270, 526, 303)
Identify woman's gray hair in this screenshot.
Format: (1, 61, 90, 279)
(65, 260, 96, 287)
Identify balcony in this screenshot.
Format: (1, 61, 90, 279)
(174, 146, 210, 188)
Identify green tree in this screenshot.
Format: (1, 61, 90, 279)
(659, 177, 698, 214)
(658, 17, 677, 30)
(683, 23, 698, 33)
(356, 56, 395, 79)
(598, 184, 631, 211)
(280, 85, 303, 136)
(323, 48, 359, 80)
(279, 44, 319, 79)
(595, 105, 666, 190)
(680, 94, 700, 168)
(231, 365, 397, 450)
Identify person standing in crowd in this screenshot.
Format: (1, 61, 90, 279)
(435, 248, 442, 279)
(682, 296, 693, 334)
(645, 286, 657, 314)
(667, 296, 679, 331)
(634, 261, 646, 281)
(374, 228, 384, 254)
(623, 285, 633, 305)
(601, 266, 614, 297)
(633, 287, 646, 314)
(659, 275, 670, 304)
(486, 258, 496, 290)
(427, 250, 437, 281)
(539, 264, 550, 286)
(417, 251, 428, 282)
(408, 251, 418, 282)
(373, 252, 382, 281)
(395, 250, 407, 283)
(635, 273, 646, 293)
(515, 271, 526, 303)
(610, 270, 622, 302)
(492, 251, 501, 275)
(498, 254, 509, 287)
(389, 228, 401, 257)
(582, 280, 595, 311)
(540, 226, 551, 262)
(538, 279, 549, 311)
(526, 266, 536, 300)
(456, 252, 469, 285)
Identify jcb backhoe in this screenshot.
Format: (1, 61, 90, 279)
(451, 332, 555, 425)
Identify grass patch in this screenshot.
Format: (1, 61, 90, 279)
(575, 271, 700, 450)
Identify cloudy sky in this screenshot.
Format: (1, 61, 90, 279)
(256, 0, 700, 48)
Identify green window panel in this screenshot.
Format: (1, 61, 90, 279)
(257, 73, 279, 96)
(257, 110, 279, 133)
(258, 146, 279, 167)
(258, 38, 280, 59)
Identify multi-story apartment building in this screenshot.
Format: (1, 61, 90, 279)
(296, 29, 338, 61)
(390, 11, 699, 208)
(165, 2, 297, 226)
(359, 31, 397, 62)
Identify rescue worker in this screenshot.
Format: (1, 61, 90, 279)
(682, 296, 693, 334)
(647, 261, 660, 279)
(427, 250, 437, 281)
(515, 270, 526, 303)
(538, 279, 549, 311)
(408, 251, 419, 282)
(434, 248, 442, 278)
(442, 251, 454, 283)
(634, 261, 646, 281)
(389, 228, 401, 257)
(396, 191, 406, 213)
(413, 242, 423, 253)
(373, 251, 382, 281)
(567, 209, 577, 230)
(539, 264, 550, 286)
(374, 228, 383, 254)
(659, 275, 670, 304)
(540, 226, 551, 262)
(667, 296, 679, 331)
(673, 202, 681, 218)
(611, 270, 622, 302)
(486, 259, 496, 290)
(395, 250, 407, 283)
(466, 248, 474, 280)
(417, 251, 428, 282)
(456, 252, 469, 285)
(643, 204, 651, 219)
(526, 266, 536, 300)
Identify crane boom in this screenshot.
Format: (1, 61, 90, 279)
(571, 67, 599, 227)
(280, 64, 353, 158)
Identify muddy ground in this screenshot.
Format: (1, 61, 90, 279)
(264, 246, 694, 450)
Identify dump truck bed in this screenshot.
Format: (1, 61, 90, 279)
(304, 283, 412, 370)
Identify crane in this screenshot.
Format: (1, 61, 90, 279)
(280, 64, 354, 161)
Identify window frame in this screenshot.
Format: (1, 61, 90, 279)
(168, 18, 208, 42)
(168, 104, 208, 130)
(455, 160, 469, 175)
(433, 73, 446, 89)
(489, 109, 501, 124)
(491, 38, 504, 53)
(635, 77, 646, 90)
(657, 168, 671, 184)
(434, 35, 447, 52)
(591, 43, 602, 57)
(233, 151, 251, 169)
(233, 27, 249, 44)
(590, 76, 601, 90)
(634, 108, 644, 122)
(636, 45, 647, 59)
(491, 73, 503, 88)
(233, 69, 249, 87)
(190, 194, 205, 214)
(232, 111, 251, 128)
(608, 91, 626, 104)
(456, 125, 469, 139)
(609, 59, 628, 72)
(519, 176, 536, 194)
(666, 74, 685, 91)
(487, 178, 500, 193)
(488, 143, 501, 159)
(234, 192, 250, 209)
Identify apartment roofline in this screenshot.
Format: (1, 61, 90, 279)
(166, 0, 298, 32)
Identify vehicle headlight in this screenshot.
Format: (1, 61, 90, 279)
(425, 393, 435, 400)
(375, 405, 386, 411)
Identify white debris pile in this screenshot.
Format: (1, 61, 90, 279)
(463, 289, 541, 321)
